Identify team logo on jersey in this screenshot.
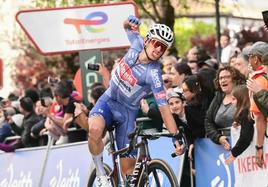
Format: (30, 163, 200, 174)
(151, 69, 161, 88)
(154, 91, 166, 100)
(118, 60, 137, 86)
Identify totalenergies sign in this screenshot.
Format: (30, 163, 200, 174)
(16, 2, 138, 55)
(64, 11, 108, 33)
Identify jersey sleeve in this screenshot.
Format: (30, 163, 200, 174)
(126, 29, 143, 50)
(146, 65, 167, 107)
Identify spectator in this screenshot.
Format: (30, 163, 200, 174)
(220, 33, 235, 64)
(0, 107, 16, 142)
(186, 46, 199, 74)
(170, 63, 192, 92)
(198, 58, 219, 70)
(232, 53, 250, 78)
(247, 52, 268, 114)
(162, 55, 177, 74)
(24, 88, 39, 104)
(246, 42, 268, 167)
(41, 80, 78, 141)
(182, 75, 207, 141)
(225, 84, 254, 165)
(166, 91, 193, 187)
(205, 66, 246, 150)
(0, 97, 40, 152)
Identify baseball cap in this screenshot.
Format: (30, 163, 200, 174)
(247, 41, 268, 58)
(166, 91, 185, 102)
(198, 59, 218, 70)
(261, 52, 268, 65)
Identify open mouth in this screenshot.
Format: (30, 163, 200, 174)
(221, 83, 228, 89)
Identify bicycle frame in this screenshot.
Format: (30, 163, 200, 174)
(106, 124, 185, 187)
(107, 128, 152, 186)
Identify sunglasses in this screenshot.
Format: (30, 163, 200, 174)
(150, 39, 168, 53)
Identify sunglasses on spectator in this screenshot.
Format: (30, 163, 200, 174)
(150, 39, 168, 53)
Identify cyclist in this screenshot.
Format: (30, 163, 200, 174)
(87, 15, 184, 186)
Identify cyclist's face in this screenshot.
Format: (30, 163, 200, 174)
(146, 39, 168, 60)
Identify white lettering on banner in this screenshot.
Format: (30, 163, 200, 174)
(151, 69, 161, 88)
(49, 160, 80, 187)
(0, 163, 32, 187)
(231, 126, 268, 187)
(86, 72, 98, 87)
(65, 38, 110, 46)
(210, 153, 231, 187)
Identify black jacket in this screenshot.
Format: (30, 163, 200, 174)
(231, 109, 254, 157)
(173, 114, 193, 145)
(10, 112, 40, 148)
(185, 100, 206, 141)
(204, 91, 225, 144)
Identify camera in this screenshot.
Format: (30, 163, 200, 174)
(48, 76, 60, 85)
(262, 10, 268, 27)
(87, 64, 100, 71)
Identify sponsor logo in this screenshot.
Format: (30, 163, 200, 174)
(64, 11, 108, 33)
(151, 69, 161, 88)
(210, 153, 231, 187)
(118, 60, 137, 86)
(0, 164, 33, 187)
(154, 91, 166, 100)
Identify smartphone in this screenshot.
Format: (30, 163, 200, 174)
(262, 11, 268, 27)
(87, 64, 100, 71)
(41, 98, 46, 107)
(47, 76, 59, 84)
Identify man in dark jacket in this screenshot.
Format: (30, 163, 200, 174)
(0, 97, 40, 152)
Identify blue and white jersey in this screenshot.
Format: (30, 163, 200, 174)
(105, 29, 167, 110)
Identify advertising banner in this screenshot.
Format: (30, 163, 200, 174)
(0, 148, 46, 186)
(231, 126, 268, 187)
(16, 2, 138, 54)
(0, 137, 183, 187)
(195, 138, 235, 187)
(41, 142, 92, 187)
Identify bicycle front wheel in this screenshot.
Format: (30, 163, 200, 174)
(87, 163, 116, 187)
(139, 159, 179, 187)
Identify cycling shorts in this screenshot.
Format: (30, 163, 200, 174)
(89, 94, 138, 158)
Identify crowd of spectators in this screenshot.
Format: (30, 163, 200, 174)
(0, 18, 268, 187)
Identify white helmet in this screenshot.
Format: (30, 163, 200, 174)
(147, 24, 174, 48)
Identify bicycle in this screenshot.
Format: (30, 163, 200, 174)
(88, 118, 187, 187)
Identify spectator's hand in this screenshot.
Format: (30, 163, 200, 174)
(188, 144, 194, 159)
(39, 128, 47, 136)
(232, 121, 240, 129)
(63, 117, 74, 131)
(174, 140, 185, 155)
(247, 78, 262, 94)
(225, 153, 236, 165)
(140, 99, 149, 114)
(219, 136, 231, 150)
(98, 64, 110, 78)
(256, 149, 264, 168)
(45, 118, 65, 140)
(74, 102, 87, 116)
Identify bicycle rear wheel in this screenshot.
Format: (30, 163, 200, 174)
(138, 159, 179, 187)
(87, 163, 116, 187)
